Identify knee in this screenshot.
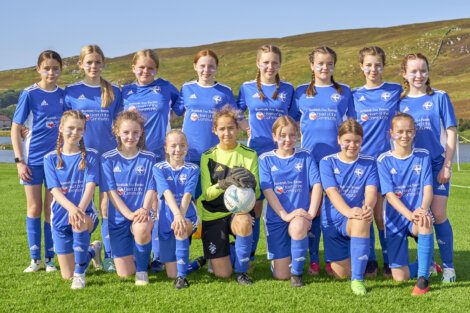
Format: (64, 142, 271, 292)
(350, 219, 370, 235)
(288, 217, 308, 240)
(27, 205, 42, 217)
(231, 215, 253, 236)
(214, 267, 232, 278)
(133, 224, 152, 243)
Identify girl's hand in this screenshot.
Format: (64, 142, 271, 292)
(171, 213, 187, 237)
(68, 206, 86, 228)
(281, 209, 310, 223)
(437, 165, 451, 184)
(347, 207, 363, 220)
(361, 205, 373, 223)
(21, 126, 30, 139)
(246, 127, 251, 137)
(411, 207, 426, 223)
(133, 208, 150, 223)
(16, 162, 32, 182)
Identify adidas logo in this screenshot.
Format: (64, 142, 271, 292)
(334, 168, 340, 175)
(189, 94, 197, 99)
(390, 168, 398, 175)
(166, 176, 174, 181)
(30, 245, 39, 251)
(294, 257, 306, 262)
(358, 96, 366, 102)
(177, 259, 186, 265)
(252, 92, 260, 98)
(358, 254, 369, 261)
(73, 246, 85, 252)
(403, 106, 410, 113)
(78, 94, 86, 100)
(40, 100, 48, 106)
(438, 184, 446, 191)
(216, 165, 224, 172)
(271, 165, 279, 172)
(113, 166, 121, 173)
(127, 90, 134, 95)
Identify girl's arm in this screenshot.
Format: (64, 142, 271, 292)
(50, 188, 85, 226)
(307, 183, 323, 219)
(263, 189, 310, 222)
(107, 190, 135, 221)
(77, 182, 97, 213)
(179, 193, 193, 216)
(325, 187, 362, 220)
(420, 185, 433, 210)
(385, 192, 413, 222)
(362, 185, 377, 223)
(11, 122, 32, 182)
(438, 127, 457, 184)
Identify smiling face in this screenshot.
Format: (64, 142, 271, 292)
(361, 54, 383, 85)
(80, 52, 104, 81)
(165, 132, 187, 164)
(402, 58, 429, 92)
(194, 55, 217, 85)
(60, 117, 85, 147)
(214, 115, 239, 149)
(133, 56, 157, 85)
(273, 124, 297, 155)
(338, 133, 362, 160)
(311, 52, 335, 84)
(117, 120, 143, 151)
(37, 58, 61, 86)
(390, 117, 415, 150)
(257, 51, 281, 83)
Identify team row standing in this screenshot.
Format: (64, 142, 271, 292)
(12, 44, 457, 292)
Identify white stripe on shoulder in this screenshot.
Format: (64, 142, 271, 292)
(296, 147, 311, 154)
(140, 150, 156, 158)
(24, 84, 39, 92)
(414, 148, 429, 154)
(154, 161, 168, 169)
(102, 149, 119, 158)
(242, 80, 256, 85)
(259, 150, 276, 160)
(377, 151, 392, 162)
(184, 162, 199, 169)
(359, 154, 375, 161)
(66, 82, 84, 88)
(322, 153, 339, 161)
(182, 80, 197, 86)
(297, 83, 310, 88)
(86, 148, 98, 154)
(217, 82, 232, 91)
(281, 81, 294, 87)
(432, 89, 447, 95)
(386, 82, 402, 87)
(44, 150, 57, 158)
(338, 82, 351, 89)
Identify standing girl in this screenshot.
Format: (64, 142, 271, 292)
(319, 119, 378, 295)
(399, 53, 457, 282)
(153, 130, 200, 289)
(44, 110, 101, 289)
(352, 46, 402, 277)
(11, 50, 64, 272)
(259, 116, 322, 287)
(377, 113, 434, 295)
(199, 105, 259, 284)
(289, 46, 355, 275)
(237, 45, 295, 265)
(65, 45, 123, 272)
(101, 111, 155, 285)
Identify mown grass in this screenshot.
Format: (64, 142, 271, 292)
(0, 163, 469, 312)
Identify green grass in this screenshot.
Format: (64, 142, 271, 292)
(0, 163, 469, 312)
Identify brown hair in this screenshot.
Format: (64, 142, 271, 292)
(132, 49, 159, 69)
(56, 110, 87, 170)
(79, 45, 115, 108)
(37, 50, 63, 69)
(400, 53, 433, 99)
(338, 118, 363, 138)
(272, 115, 298, 135)
(391, 112, 416, 130)
(358, 46, 386, 66)
(213, 105, 239, 130)
(306, 46, 342, 97)
(113, 110, 146, 150)
(256, 45, 282, 101)
(193, 49, 219, 66)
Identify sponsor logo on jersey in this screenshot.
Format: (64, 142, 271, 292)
(309, 112, 318, 121)
(381, 92, 391, 101)
(278, 92, 287, 102)
(208, 242, 217, 254)
(46, 121, 55, 128)
(295, 162, 303, 172)
(128, 105, 137, 112)
(190, 113, 198, 121)
(40, 100, 48, 106)
(354, 168, 364, 177)
(215, 165, 224, 172)
(330, 93, 341, 103)
(113, 166, 121, 173)
(395, 190, 403, 198)
(423, 101, 433, 110)
(85, 114, 91, 121)
(117, 187, 125, 196)
(189, 94, 197, 99)
(78, 94, 87, 100)
(252, 92, 260, 99)
(438, 184, 447, 191)
(274, 186, 284, 194)
(360, 113, 369, 121)
(413, 164, 422, 175)
(334, 168, 340, 175)
(135, 165, 145, 175)
(152, 86, 161, 93)
(212, 95, 222, 104)
(256, 112, 264, 120)
(179, 173, 187, 183)
(61, 186, 68, 194)
(271, 165, 279, 172)
(358, 95, 366, 102)
(390, 168, 398, 175)
(403, 106, 410, 113)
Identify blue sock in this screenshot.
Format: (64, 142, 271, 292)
(250, 218, 260, 261)
(378, 229, 389, 264)
(187, 260, 200, 274)
(417, 233, 434, 278)
(291, 237, 308, 276)
(234, 234, 252, 274)
(368, 224, 377, 262)
(135, 241, 152, 272)
(101, 218, 111, 259)
(230, 242, 236, 266)
(351, 237, 370, 281)
(308, 217, 321, 263)
(409, 261, 418, 279)
(73, 230, 91, 275)
(434, 219, 454, 268)
(176, 238, 190, 277)
(44, 221, 54, 259)
(152, 220, 160, 261)
(26, 217, 41, 260)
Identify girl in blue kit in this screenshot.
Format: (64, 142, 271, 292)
(153, 130, 200, 289)
(122, 49, 179, 273)
(101, 111, 155, 286)
(352, 46, 402, 277)
(259, 116, 322, 287)
(399, 53, 457, 283)
(65, 45, 123, 272)
(289, 46, 355, 275)
(319, 119, 378, 296)
(11, 50, 64, 273)
(237, 45, 295, 266)
(377, 113, 434, 295)
(44, 110, 101, 289)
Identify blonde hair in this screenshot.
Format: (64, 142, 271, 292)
(113, 111, 146, 150)
(306, 46, 342, 97)
(358, 46, 386, 66)
(164, 129, 188, 161)
(213, 105, 239, 129)
(338, 118, 363, 138)
(79, 45, 115, 108)
(132, 49, 159, 69)
(56, 110, 87, 170)
(256, 45, 282, 101)
(272, 115, 298, 135)
(400, 53, 433, 99)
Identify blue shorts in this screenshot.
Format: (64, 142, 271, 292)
(53, 213, 99, 255)
(432, 158, 450, 197)
(109, 220, 135, 258)
(20, 164, 46, 186)
(265, 218, 312, 260)
(322, 217, 350, 262)
(386, 220, 415, 268)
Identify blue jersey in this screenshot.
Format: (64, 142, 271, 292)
(44, 148, 99, 228)
(259, 148, 320, 224)
(353, 82, 402, 157)
(174, 81, 237, 163)
(399, 90, 457, 162)
(377, 149, 433, 234)
(122, 78, 179, 160)
(12, 84, 64, 166)
(101, 149, 156, 226)
(289, 83, 355, 163)
(64, 82, 123, 155)
(319, 153, 378, 228)
(153, 161, 200, 234)
(237, 80, 294, 155)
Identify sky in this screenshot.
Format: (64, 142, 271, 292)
(1, 0, 469, 70)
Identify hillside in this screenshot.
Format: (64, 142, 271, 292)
(1, 18, 469, 118)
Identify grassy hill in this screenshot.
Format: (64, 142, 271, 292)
(1, 18, 470, 118)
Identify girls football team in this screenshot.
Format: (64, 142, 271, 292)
(12, 44, 457, 295)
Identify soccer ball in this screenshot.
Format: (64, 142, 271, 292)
(224, 185, 256, 214)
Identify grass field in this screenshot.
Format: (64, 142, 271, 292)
(0, 163, 469, 312)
